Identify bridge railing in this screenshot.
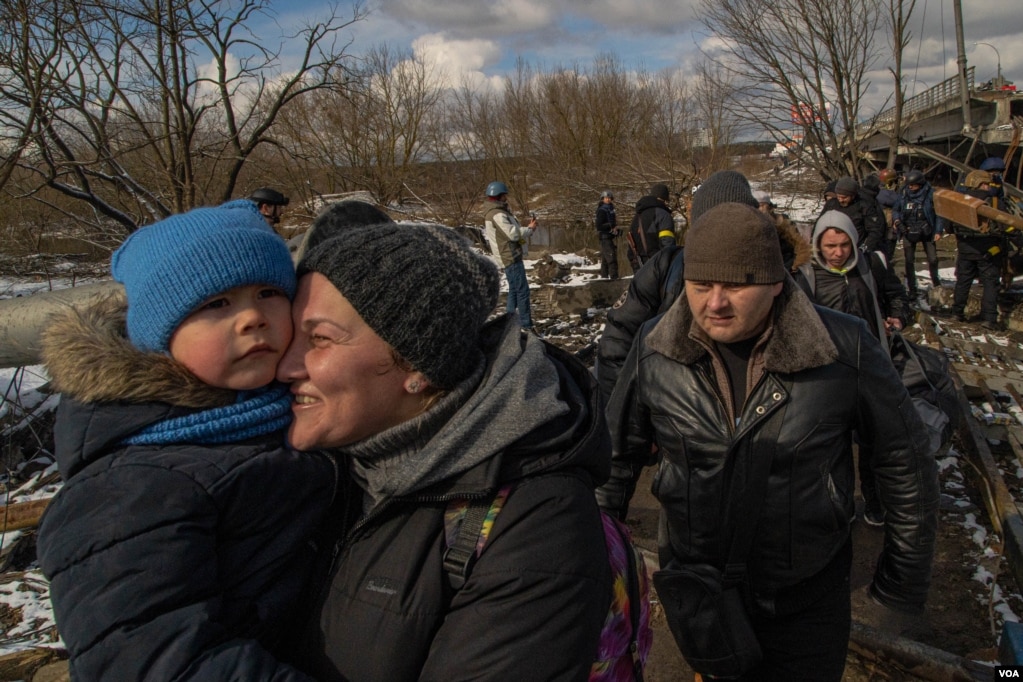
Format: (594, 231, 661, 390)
(859, 66, 975, 134)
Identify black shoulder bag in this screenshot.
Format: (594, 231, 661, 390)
(652, 396, 787, 679)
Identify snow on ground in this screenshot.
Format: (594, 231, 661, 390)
(0, 270, 107, 301)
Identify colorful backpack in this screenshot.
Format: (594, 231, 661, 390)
(443, 484, 652, 681)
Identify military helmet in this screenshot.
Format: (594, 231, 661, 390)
(963, 170, 994, 189)
(485, 181, 509, 198)
(979, 157, 1006, 172)
(600, 190, 614, 199)
(879, 168, 898, 184)
(249, 187, 289, 206)
(904, 170, 926, 186)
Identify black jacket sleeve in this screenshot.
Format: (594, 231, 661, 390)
(860, 200, 886, 252)
(596, 246, 682, 400)
(595, 319, 661, 520)
(871, 253, 911, 327)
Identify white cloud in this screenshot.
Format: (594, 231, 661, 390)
(412, 34, 506, 91)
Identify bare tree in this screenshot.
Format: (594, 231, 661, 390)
(691, 60, 742, 173)
(885, 0, 917, 169)
(699, 0, 883, 180)
(0, 0, 365, 234)
(285, 46, 446, 206)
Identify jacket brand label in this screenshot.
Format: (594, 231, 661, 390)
(365, 577, 398, 596)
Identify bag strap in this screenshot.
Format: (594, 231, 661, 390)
(722, 386, 789, 587)
(443, 497, 492, 589)
(888, 330, 939, 395)
(443, 485, 515, 589)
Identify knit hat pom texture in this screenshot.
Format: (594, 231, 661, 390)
(111, 202, 296, 352)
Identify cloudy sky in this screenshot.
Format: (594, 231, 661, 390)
(276, 0, 1022, 116)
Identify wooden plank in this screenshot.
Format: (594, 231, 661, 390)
(0, 498, 51, 533)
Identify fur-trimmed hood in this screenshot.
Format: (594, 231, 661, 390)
(777, 215, 812, 272)
(646, 276, 838, 372)
(41, 292, 234, 409)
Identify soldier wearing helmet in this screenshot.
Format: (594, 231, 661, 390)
(595, 190, 619, 279)
(879, 168, 899, 188)
(483, 181, 538, 330)
(949, 170, 1005, 329)
(892, 170, 944, 301)
(979, 157, 1007, 201)
(249, 188, 290, 228)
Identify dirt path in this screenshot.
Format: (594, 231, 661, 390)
(626, 441, 1005, 681)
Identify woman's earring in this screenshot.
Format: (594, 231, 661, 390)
(408, 381, 421, 394)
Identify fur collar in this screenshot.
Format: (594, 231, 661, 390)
(41, 292, 235, 408)
(777, 216, 812, 271)
(646, 276, 838, 372)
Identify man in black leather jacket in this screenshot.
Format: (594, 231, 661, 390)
(597, 171, 809, 401)
(597, 202, 938, 681)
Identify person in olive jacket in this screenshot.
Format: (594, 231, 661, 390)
(597, 203, 938, 680)
(276, 222, 611, 682)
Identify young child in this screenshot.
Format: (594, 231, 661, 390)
(37, 201, 333, 680)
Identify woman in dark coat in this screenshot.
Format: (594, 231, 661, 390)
(277, 221, 612, 682)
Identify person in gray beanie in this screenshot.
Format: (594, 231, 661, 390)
(297, 222, 500, 389)
(596, 170, 809, 400)
(597, 201, 938, 681)
(275, 222, 615, 681)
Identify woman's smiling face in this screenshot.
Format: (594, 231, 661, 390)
(276, 273, 425, 450)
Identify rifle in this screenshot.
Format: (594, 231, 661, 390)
(625, 230, 643, 267)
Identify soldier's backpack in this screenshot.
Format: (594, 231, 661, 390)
(444, 485, 652, 681)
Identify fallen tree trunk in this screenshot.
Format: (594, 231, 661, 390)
(0, 282, 122, 369)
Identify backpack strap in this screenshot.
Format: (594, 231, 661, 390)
(443, 484, 514, 589)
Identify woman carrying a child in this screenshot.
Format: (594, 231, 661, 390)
(38, 201, 332, 679)
(276, 221, 613, 681)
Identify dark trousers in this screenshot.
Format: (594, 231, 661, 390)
(953, 256, 1000, 323)
(734, 543, 852, 682)
(903, 237, 940, 295)
(599, 237, 618, 279)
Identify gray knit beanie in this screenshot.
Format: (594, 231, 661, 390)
(298, 223, 500, 389)
(835, 176, 859, 196)
(293, 200, 395, 262)
(684, 204, 787, 285)
(690, 171, 759, 223)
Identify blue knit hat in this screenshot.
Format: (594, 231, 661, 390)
(112, 201, 296, 352)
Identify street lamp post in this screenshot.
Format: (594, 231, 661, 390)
(972, 41, 1003, 89)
